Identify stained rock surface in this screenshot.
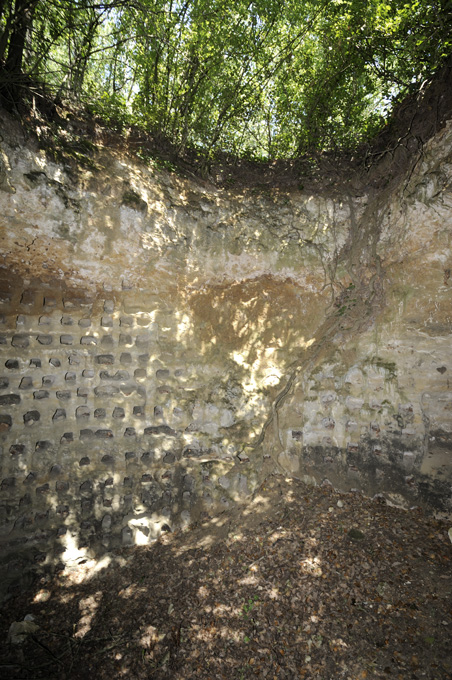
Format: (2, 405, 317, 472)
(0, 106, 451, 597)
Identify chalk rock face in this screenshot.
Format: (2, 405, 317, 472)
(0, 112, 451, 597)
(272, 120, 452, 514)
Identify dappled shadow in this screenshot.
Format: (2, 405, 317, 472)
(13, 53, 452, 199)
(0, 266, 330, 606)
(1, 476, 451, 679)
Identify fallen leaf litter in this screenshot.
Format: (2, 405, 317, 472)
(0, 475, 451, 679)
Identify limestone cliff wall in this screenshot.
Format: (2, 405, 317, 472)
(0, 111, 451, 595)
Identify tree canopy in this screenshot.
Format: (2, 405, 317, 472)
(1, 0, 451, 164)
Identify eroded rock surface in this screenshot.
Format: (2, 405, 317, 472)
(0, 110, 451, 597)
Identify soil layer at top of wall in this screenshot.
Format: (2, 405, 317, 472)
(7, 54, 452, 198)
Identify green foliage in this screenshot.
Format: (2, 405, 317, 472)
(242, 594, 259, 618)
(0, 0, 451, 162)
(86, 92, 130, 131)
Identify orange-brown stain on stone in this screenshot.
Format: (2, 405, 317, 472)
(188, 274, 327, 361)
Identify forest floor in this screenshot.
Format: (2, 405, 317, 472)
(0, 475, 451, 680)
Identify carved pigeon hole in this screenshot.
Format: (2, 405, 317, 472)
(24, 410, 40, 425)
(0, 414, 12, 431)
(5, 359, 19, 370)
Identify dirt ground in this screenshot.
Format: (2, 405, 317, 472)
(0, 475, 451, 680)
